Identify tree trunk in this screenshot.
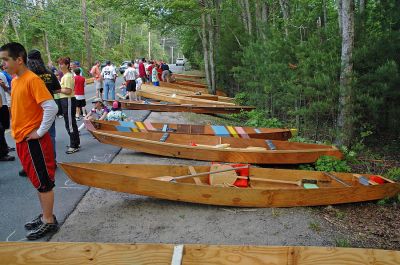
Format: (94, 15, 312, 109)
(81, 0, 92, 67)
(207, 10, 216, 94)
(337, 0, 343, 35)
(120, 22, 124, 44)
(323, 0, 328, 27)
(279, 0, 290, 37)
(237, 0, 248, 33)
(200, 11, 211, 91)
(244, 0, 252, 36)
(43, 31, 52, 64)
(0, 13, 10, 43)
(336, 0, 355, 146)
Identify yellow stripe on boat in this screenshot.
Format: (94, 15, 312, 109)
(135, 122, 147, 132)
(227, 126, 239, 138)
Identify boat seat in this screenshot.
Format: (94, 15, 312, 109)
(265, 140, 277, 150)
(159, 133, 170, 142)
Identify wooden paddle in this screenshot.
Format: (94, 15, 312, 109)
(153, 165, 249, 183)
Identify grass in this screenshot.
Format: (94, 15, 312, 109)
(308, 222, 321, 233)
(335, 238, 351, 247)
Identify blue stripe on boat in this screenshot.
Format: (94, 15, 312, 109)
(254, 129, 261, 133)
(116, 126, 132, 132)
(162, 124, 168, 132)
(119, 121, 137, 128)
(211, 125, 230, 137)
(265, 140, 277, 150)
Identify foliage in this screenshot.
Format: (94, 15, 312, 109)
(314, 156, 351, 173)
(0, 0, 166, 71)
(385, 167, 400, 182)
(299, 155, 351, 173)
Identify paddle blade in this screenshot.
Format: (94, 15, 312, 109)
(153, 176, 175, 182)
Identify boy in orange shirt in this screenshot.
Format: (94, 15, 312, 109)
(0, 42, 59, 240)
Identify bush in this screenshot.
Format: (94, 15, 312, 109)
(315, 156, 351, 172)
(385, 167, 400, 182)
(245, 110, 283, 128)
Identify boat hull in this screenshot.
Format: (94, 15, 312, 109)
(59, 163, 400, 207)
(110, 100, 255, 114)
(91, 130, 342, 164)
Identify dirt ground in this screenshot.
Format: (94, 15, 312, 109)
(51, 112, 351, 247)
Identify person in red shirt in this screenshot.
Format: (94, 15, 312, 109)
(138, 58, 147, 83)
(157, 62, 163, 82)
(73, 68, 87, 120)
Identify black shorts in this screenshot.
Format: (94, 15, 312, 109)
(76, 99, 86, 108)
(126, 80, 136, 92)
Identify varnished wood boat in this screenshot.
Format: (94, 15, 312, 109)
(138, 85, 235, 106)
(91, 120, 292, 140)
(160, 81, 228, 96)
(89, 128, 342, 164)
(2, 242, 399, 265)
(107, 100, 255, 114)
(140, 84, 235, 103)
(58, 163, 400, 207)
(174, 80, 207, 88)
(173, 73, 205, 79)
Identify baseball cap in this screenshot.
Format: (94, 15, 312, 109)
(92, 98, 103, 103)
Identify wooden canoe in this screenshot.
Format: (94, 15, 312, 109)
(58, 163, 400, 207)
(108, 100, 255, 114)
(138, 85, 235, 106)
(173, 73, 205, 79)
(160, 81, 228, 96)
(140, 85, 235, 105)
(140, 85, 235, 103)
(174, 80, 207, 88)
(2, 242, 400, 265)
(91, 120, 292, 140)
(89, 129, 342, 164)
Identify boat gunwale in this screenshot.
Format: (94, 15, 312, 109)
(93, 130, 340, 154)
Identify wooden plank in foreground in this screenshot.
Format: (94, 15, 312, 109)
(0, 242, 399, 265)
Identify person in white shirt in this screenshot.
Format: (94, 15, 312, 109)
(0, 71, 13, 161)
(100, 60, 117, 100)
(123, 62, 138, 101)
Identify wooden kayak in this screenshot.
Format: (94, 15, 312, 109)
(174, 80, 207, 88)
(91, 120, 292, 140)
(58, 163, 400, 207)
(138, 85, 235, 106)
(89, 129, 342, 164)
(107, 100, 255, 114)
(139, 85, 235, 105)
(2, 242, 399, 265)
(173, 73, 205, 79)
(160, 81, 228, 96)
(140, 85, 235, 103)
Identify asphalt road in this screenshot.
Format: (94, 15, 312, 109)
(0, 77, 150, 241)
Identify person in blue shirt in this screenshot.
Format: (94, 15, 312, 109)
(0, 62, 12, 88)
